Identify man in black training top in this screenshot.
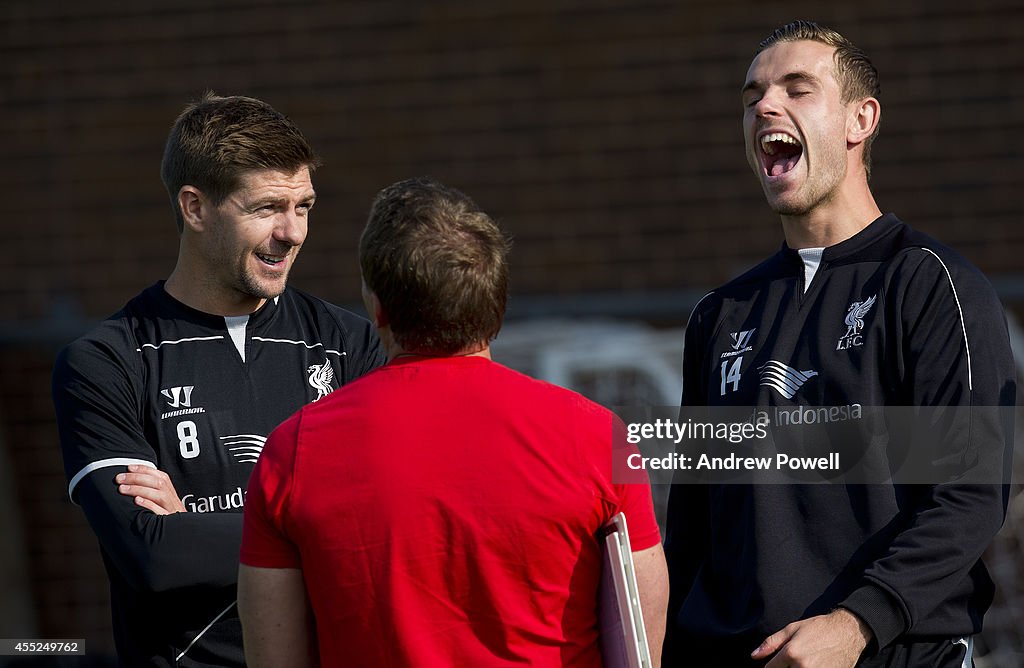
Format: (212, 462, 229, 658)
(52, 94, 385, 667)
(662, 21, 1015, 668)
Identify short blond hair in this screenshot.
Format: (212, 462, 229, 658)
(758, 21, 881, 178)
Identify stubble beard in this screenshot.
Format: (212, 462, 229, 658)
(766, 153, 844, 217)
(234, 251, 294, 301)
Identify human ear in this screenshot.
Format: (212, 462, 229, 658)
(848, 97, 880, 146)
(178, 186, 208, 233)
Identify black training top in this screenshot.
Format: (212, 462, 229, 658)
(663, 214, 1016, 663)
(53, 282, 386, 667)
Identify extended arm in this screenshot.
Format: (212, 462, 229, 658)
(755, 252, 1016, 662)
(238, 565, 318, 667)
(634, 543, 669, 667)
(750, 608, 872, 668)
(838, 253, 1015, 648)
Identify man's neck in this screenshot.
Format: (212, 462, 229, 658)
(780, 180, 882, 250)
(386, 341, 492, 362)
(164, 265, 266, 317)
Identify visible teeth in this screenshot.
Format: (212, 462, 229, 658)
(256, 253, 283, 264)
(760, 132, 800, 154)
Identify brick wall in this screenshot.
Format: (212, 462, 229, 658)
(6, 0, 1023, 320)
(0, 347, 113, 656)
(3, 0, 1022, 659)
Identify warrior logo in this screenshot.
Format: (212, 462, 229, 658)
(759, 361, 818, 399)
(722, 328, 756, 359)
(160, 386, 194, 408)
(732, 329, 756, 350)
(307, 360, 335, 402)
(159, 386, 205, 420)
(837, 295, 877, 350)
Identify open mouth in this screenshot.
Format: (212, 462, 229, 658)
(255, 252, 286, 267)
(760, 132, 803, 177)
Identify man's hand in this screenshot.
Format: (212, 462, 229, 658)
(115, 464, 186, 515)
(751, 608, 873, 668)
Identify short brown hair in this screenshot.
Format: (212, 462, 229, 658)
(160, 92, 321, 232)
(360, 178, 510, 355)
(757, 21, 881, 178)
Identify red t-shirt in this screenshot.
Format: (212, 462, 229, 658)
(241, 355, 660, 667)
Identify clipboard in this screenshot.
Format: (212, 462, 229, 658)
(599, 512, 652, 668)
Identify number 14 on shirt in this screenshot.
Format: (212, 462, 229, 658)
(720, 358, 743, 396)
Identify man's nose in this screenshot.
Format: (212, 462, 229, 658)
(274, 210, 307, 246)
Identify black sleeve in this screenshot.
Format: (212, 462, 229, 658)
(663, 296, 714, 651)
(53, 329, 243, 593)
(353, 317, 388, 379)
(330, 308, 387, 383)
(75, 471, 243, 592)
(840, 251, 1016, 648)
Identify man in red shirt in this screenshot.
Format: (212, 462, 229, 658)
(238, 177, 668, 667)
